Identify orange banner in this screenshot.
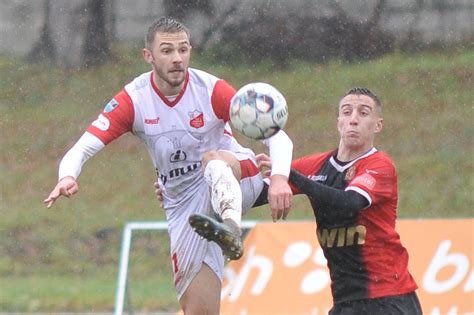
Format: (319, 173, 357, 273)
(221, 219, 474, 315)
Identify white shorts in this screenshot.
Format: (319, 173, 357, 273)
(165, 150, 264, 300)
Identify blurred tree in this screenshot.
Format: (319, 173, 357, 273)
(27, 0, 115, 68)
(163, 0, 214, 21)
(401, 0, 426, 51)
(207, 0, 394, 66)
(27, 0, 56, 63)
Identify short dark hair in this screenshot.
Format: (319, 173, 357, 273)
(145, 17, 190, 49)
(342, 87, 382, 115)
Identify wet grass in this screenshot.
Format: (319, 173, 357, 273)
(0, 46, 472, 311)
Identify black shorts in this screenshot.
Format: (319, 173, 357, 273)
(329, 292, 422, 315)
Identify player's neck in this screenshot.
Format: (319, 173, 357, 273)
(152, 70, 184, 96)
(337, 143, 373, 162)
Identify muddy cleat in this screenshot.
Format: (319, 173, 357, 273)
(189, 213, 243, 260)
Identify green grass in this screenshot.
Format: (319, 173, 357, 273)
(0, 273, 176, 311)
(0, 46, 472, 311)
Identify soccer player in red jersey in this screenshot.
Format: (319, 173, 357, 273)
(258, 88, 422, 314)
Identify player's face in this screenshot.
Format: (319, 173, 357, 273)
(143, 31, 192, 95)
(337, 94, 383, 153)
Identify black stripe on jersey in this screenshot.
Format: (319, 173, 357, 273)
(291, 156, 371, 302)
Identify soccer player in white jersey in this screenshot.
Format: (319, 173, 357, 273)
(44, 17, 293, 314)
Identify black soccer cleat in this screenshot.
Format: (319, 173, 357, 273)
(189, 213, 243, 260)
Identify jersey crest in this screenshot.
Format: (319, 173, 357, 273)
(344, 165, 356, 182)
(189, 110, 204, 128)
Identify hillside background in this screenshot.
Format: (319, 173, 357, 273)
(0, 0, 473, 312)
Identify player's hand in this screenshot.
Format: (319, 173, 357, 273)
(154, 181, 164, 208)
(43, 176, 79, 208)
(267, 174, 292, 222)
(256, 153, 272, 178)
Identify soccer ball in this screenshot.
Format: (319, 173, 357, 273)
(229, 82, 288, 140)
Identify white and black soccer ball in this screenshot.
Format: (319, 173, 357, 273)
(229, 82, 288, 140)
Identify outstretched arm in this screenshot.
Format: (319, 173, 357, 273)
(44, 132, 104, 208)
(289, 169, 369, 217)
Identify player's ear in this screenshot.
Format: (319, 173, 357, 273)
(336, 116, 343, 133)
(143, 48, 153, 64)
(374, 118, 383, 133)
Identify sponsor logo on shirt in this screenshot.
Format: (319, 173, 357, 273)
(365, 169, 378, 175)
(317, 224, 366, 248)
(103, 98, 119, 113)
(144, 117, 160, 124)
(189, 110, 204, 128)
(310, 175, 327, 182)
(170, 150, 187, 162)
(91, 114, 110, 131)
(351, 173, 376, 190)
(158, 162, 201, 185)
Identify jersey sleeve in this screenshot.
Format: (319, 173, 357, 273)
(211, 79, 236, 121)
(86, 89, 135, 144)
(346, 154, 397, 206)
(58, 131, 105, 180)
(290, 151, 332, 194)
(261, 130, 293, 177)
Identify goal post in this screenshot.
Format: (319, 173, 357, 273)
(114, 220, 258, 315)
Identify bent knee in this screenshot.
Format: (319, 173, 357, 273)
(202, 151, 221, 166)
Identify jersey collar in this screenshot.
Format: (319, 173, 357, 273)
(150, 71, 189, 108)
(330, 147, 378, 172)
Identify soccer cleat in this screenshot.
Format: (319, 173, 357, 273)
(189, 213, 243, 260)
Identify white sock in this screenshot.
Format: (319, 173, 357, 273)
(204, 159, 242, 226)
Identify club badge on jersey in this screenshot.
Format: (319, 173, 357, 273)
(189, 110, 204, 128)
(345, 165, 356, 182)
(104, 98, 119, 113)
